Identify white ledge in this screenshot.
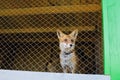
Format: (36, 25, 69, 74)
(0, 70, 110, 80)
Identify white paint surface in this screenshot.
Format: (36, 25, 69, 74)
(0, 70, 110, 80)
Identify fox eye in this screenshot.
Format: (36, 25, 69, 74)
(64, 39, 67, 42)
(71, 39, 74, 42)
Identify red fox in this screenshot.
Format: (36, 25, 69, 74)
(57, 29, 78, 73)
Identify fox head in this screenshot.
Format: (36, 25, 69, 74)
(57, 29, 78, 53)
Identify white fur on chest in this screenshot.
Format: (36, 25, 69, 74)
(60, 52, 74, 68)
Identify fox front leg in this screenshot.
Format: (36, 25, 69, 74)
(72, 68, 76, 73)
(62, 66, 69, 73)
(63, 69, 68, 73)
(71, 66, 76, 73)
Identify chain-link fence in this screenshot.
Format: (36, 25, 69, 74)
(0, 0, 103, 74)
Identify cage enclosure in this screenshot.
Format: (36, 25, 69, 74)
(0, 0, 103, 74)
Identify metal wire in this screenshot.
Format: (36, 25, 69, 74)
(0, 0, 103, 74)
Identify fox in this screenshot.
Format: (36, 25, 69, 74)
(57, 29, 78, 73)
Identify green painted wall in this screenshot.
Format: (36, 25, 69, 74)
(102, 0, 120, 80)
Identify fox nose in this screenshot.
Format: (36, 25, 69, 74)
(70, 44, 73, 47)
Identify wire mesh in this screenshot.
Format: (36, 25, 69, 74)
(0, 0, 103, 74)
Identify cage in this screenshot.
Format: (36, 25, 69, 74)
(0, 0, 103, 74)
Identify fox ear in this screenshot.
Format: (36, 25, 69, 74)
(69, 29, 78, 39)
(57, 29, 65, 39)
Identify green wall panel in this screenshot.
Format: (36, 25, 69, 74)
(102, 0, 120, 80)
